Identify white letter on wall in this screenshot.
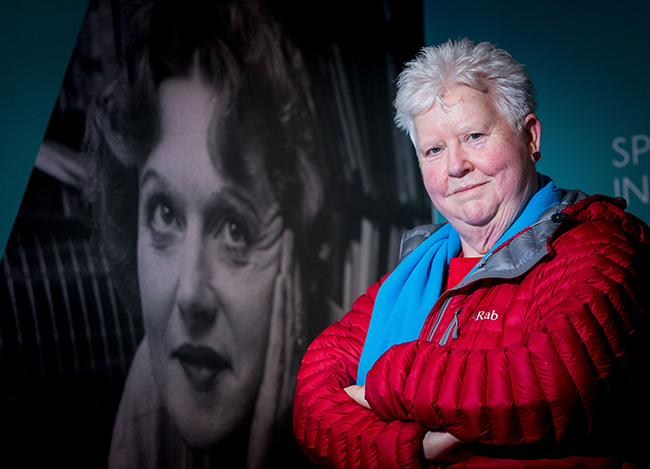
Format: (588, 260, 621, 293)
(631, 135, 650, 165)
(612, 137, 630, 168)
(622, 174, 649, 204)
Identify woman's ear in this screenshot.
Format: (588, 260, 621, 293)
(524, 114, 542, 160)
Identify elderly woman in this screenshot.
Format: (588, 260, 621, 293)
(293, 39, 648, 468)
(86, 0, 324, 467)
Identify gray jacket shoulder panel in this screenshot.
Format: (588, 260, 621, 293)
(399, 223, 446, 261)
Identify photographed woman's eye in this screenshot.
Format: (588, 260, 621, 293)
(225, 218, 248, 244)
(219, 216, 251, 252)
(152, 201, 176, 228)
(145, 195, 181, 248)
(469, 133, 483, 141)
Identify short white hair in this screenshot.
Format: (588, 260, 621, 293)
(394, 38, 537, 146)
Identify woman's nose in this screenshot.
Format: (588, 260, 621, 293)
(447, 146, 473, 177)
(176, 228, 218, 335)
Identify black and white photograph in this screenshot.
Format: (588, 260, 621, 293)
(0, 1, 427, 467)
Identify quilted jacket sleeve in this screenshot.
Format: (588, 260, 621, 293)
(293, 281, 429, 468)
(365, 210, 649, 449)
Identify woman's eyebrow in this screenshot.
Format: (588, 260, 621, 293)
(202, 187, 264, 221)
(455, 120, 485, 134)
(139, 167, 166, 190)
(138, 166, 270, 225)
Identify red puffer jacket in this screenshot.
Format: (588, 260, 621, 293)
(293, 192, 649, 468)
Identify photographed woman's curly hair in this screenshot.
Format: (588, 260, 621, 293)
(85, 0, 326, 317)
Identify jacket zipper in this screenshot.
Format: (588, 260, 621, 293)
(438, 308, 462, 346)
(427, 295, 452, 341)
(426, 298, 462, 345)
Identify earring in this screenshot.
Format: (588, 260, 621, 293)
(532, 151, 541, 162)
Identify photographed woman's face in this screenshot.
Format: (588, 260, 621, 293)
(136, 72, 284, 449)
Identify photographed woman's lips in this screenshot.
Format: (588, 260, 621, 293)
(173, 344, 231, 392)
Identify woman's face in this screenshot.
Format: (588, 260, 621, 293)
(414, 84, 540, 254)
(137, 73, 284, 449)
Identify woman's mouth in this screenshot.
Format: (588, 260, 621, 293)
(451, 181, 487, 196)
(173, 344, 231, 392)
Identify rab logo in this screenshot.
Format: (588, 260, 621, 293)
(473, 310, 499, 321)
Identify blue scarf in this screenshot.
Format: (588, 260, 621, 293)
(356, 174, 562, 385)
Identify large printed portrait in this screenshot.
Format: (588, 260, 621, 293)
(0, 0, 427, 467)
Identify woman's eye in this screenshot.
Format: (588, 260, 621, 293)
(225, 218, 248, 245)
(151, 200, 178, 231)
(469, 133, 483, 140)
(144, 196, 182, 249)
(426, 146, 442, 156)
(218, 216, 252, 253)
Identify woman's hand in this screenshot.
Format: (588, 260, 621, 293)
(248, 229, 303, 468)
(344, 384, 369, 409)
(344, 386, 473, 463)
(422, 431, 474, 463)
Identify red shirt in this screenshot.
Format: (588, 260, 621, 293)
(444, 256, 481, 291)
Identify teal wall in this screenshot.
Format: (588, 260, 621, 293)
(2, 0, 648, 255)
(424, 0, 650, 223)
(0, 1, 89, 253)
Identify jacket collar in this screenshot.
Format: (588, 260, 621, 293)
(399, 189, 590, 287)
